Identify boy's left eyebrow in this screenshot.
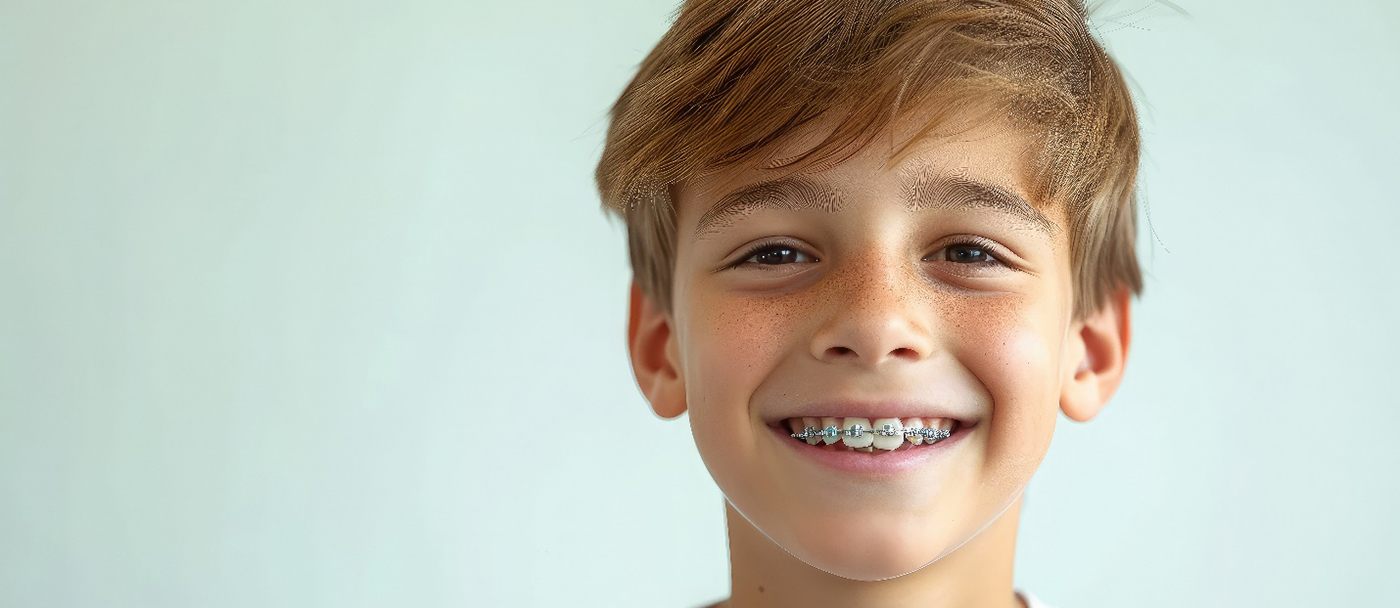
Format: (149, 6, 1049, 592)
(901, 166, 1060, 238)
(692, 171, 1057, 239)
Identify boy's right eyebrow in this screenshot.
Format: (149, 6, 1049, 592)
(692, 171, 1057, 240)
(694, 176, 844, 240)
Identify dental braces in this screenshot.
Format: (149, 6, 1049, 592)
(790, 423, 952, 442)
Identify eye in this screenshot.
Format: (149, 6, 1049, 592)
(924, 237, 1008, 269)
(726, 240, 818, 270)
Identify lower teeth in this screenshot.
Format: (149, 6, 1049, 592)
(818, 442, 937, 453)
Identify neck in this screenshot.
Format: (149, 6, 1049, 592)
(717, 494, 1027, 608)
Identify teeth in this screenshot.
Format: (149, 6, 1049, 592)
(871, 418, 903, 451)
(820, 417, 841, 445)
(787, 418, 803, 436)
(904, 417, 926, 445)
(802, 417, 822, 445)
(841, 417, 874, 449)
(784, 416, 959, 451)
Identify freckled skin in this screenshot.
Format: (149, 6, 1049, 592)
(628, 111, 1131, 608)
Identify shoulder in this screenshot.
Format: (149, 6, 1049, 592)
(1017, 589, 1058, 608)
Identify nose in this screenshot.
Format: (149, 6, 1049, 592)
(808, 254, 935, 368)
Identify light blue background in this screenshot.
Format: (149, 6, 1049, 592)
(2, 1, 1397, 606)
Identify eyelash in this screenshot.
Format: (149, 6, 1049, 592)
(725, 237, 1010, 271)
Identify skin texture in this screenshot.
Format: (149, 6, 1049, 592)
(626, 112, 1132, 608)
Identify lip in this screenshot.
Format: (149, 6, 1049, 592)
(763, 398, 980, 426)
(766, 419, 976, 477)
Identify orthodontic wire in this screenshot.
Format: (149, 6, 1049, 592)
(790, 423, 952, 442)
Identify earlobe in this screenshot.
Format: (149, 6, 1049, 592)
(1059, 287, 1133, 422)
(627, 282, 688, 419)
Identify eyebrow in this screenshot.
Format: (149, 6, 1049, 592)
(693, 175, 844, 240)
(901, 165, 1059, 237)
(692, 168, 1058, 239)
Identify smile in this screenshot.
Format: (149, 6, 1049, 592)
(782, 417, 960, 452)
(767, 417, 974, 476)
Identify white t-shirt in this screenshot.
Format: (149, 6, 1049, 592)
(1017, 588, 1056, 608)
(700, 589, 1055, 607)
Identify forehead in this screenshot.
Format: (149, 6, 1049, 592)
(676, 113, 1057, 240)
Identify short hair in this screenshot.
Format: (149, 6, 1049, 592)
(595, 0, 1145, 322)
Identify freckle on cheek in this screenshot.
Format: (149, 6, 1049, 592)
(705, 295, 802, 356)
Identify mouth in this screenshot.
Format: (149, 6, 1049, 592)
(767, 416, 973, 451)
(764, 416, 977, 476)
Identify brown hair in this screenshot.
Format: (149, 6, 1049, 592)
(595, 0, 1146, 322)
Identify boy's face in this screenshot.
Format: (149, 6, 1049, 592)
(628, 112, 1129, 580)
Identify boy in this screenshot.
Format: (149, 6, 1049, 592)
(595, 1, 1143, 606)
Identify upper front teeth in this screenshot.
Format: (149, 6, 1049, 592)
(871, 418, 903, 451)
(843, 417, 875, 449)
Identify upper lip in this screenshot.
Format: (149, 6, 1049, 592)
(764, 398, 980, 426)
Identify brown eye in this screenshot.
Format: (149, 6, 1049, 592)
(728, 242, 817, 269)
(752, 246, 800, 265)
(946, 243, 995, 264)
(924, 238, 1007, 268)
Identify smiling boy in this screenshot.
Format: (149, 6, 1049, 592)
(595, 1, 1143, 607)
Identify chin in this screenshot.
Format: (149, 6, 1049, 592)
(784, 530, 956, 581)
(751, 507, 973, 581)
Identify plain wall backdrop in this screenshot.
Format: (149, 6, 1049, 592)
(2, 0, 1398, 606)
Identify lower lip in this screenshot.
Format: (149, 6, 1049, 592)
(767, 421, 974, 477)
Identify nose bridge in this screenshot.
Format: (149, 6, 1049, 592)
(809, 245, 934, 367)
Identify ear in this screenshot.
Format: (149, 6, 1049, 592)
(627, 281, 687, 419)
(1059, 286, 1133, 422)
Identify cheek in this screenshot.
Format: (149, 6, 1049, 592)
(680, 292, 810, 504)
(943, 295, 1062, 484)
(682, 292, 800, 424)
